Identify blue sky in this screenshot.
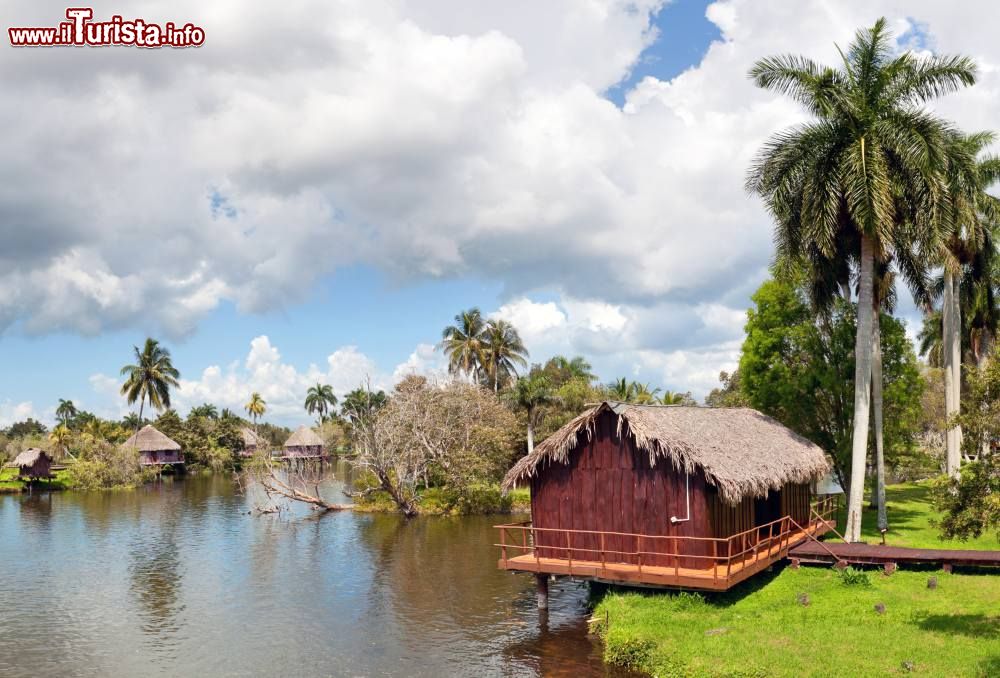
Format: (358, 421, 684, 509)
(0, 1, 723, 425)
(3, 1, 989, 427)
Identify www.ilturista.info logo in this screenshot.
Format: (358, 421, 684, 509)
(8, 8, 205, 48)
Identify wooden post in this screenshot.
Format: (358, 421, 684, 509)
(501, 527, 507, 566)
(637, 535, 643, 575)
(536, 574, 549, 610)
(566, 531, 573, 576)
(600, 532, 606, 574)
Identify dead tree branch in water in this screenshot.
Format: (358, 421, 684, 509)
(241, 454, 353, 513)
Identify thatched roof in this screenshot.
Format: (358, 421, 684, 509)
(503, 402, 830, 505)
(13, 448, 50, 467)
(121, 425, 181, 452)
(241, 427, 265, 448)
(284, 425, 323, 448)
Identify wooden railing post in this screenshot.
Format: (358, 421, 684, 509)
(673, 537, 679, 578)
(712, 540, 718, 586)
(637, 535, 643, 575)
(725, 538, 732, 580)
(501, 527, 507, 566)
(566, 530, 573, 576)
(600, 532, 606, 573)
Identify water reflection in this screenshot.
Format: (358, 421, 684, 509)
(0, 467, 634, 677)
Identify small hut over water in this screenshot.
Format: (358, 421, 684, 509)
(240, 427, 267, 457)
(122, 425, 183, 467)
(497, 402, 836, 597)
(12, 448, 53, 480)
(283, 426, 324, 458)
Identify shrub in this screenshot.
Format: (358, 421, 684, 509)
(604, 634, 656, 671)
(839, 566, 872, 587)
(66, 439, 153, 490)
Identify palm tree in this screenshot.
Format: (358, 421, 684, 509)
(189, 403, 218, 419)
(659, 390, 693, 405)
(304, 383, 337, 425)
(440, 308, 487, 381)
(747, 18, 975, 541)
(55, 399, 77, 426)
(49, 424, 74, 460)
(508, 374, 555, 453)
(120, 338, 181, 443)
(633, 383, 662, 404)
(607, 378, 636, 402)
(482, 319, 529, 392)
(548, 355, 596, 383)
(938, 132, 1000, 475)
(245, 392, 266, 434)
(341, 385, 387, 425)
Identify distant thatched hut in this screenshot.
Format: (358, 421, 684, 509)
(240, 427, 267, 457)
(283, 426, 324, 458)
(122, 425, 183, 466)
(498, 402, 835, 593)
(12, 448, 53, 480)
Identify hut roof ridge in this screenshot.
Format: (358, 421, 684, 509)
(121, 424, 182, 452)
(12, 448, 49, 466)
(284, 425, 323, 447)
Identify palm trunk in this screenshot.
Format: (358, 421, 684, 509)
(978, 333, 992, 460)
(526, 415, 535, 455)
(845, 235, 875, 543)
(872, 311, 887, 533)
(943, 269, 962, 477)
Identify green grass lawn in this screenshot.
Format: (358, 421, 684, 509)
(841, 480, 997, 550)
(594, 482, 1000, 677)
(0, 466, 71, 493)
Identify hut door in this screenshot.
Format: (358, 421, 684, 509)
(753, 492, 782, 540)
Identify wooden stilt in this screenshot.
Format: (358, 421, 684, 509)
(536, 574, 549, 610)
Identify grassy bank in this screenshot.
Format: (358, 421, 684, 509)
(354, 484, 531, 515)
(0, 467, 72, 493)
(593, 483, 1000, 677)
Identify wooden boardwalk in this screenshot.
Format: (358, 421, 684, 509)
(789, 541, 1000, 569)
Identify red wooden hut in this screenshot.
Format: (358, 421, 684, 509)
(12, 448, 53, 480)
(497, 402, 836, 598)
(282, 426, 324, 458)
(122, 425, 184, 467)
(240, 427, 267, 458)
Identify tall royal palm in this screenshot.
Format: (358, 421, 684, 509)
(482, 319, 529, 392)
(747, 18, 975, 541)
(55, 399, 77, 426)
(440, 308, 487, 382)
(304, 383, 336, 425)
(939, 131, 1000, 474)
(245, 392, 266, 434)
(120, 338, 181, 442)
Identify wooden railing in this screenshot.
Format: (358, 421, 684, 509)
(495, 494, 839, 587)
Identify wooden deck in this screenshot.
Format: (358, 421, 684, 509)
(496, 496, 838, 591)
(789, 541, 1000, 569)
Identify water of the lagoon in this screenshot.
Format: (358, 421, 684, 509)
(0, 462, 638, 677)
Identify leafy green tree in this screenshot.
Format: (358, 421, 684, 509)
(544, 355, 596, 384)
(740, 279, 924, 494)
(705, 371, 750, 408)
(440, 308, 487, 381)
(482, 318, 529, 392)
(341, 385, 388, 425)
(936, 347, 1000, 540)
(508, 373, 555, 453)
(120, 338, 181, 442)
(3, 419, 47, 437)
(304, 383, 336, 425)
(747, 19, 975, 540)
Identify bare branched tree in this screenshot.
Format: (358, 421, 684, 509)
(241, 453, 353, 514)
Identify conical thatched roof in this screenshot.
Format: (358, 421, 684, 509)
(241, 427, 265, 447)
(121, 425, 181, 452)
(284, 425, 322, 448)
(503, 402, 830, 505)
(13, 448, 50, 466)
